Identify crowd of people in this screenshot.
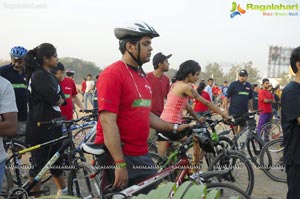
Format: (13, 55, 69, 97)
(0, 21, 300, 199)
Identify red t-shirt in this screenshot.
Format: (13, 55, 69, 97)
(94, 61, 152, 156)
(81, 81, 86, 93)
(60, 77, 78, 120)
(258, 89, 274, 113)
(193, 91, 211, 112)
(212, 86, 221, 96)
(146, 72, 170, 116)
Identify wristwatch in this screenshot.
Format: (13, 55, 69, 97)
(173, 124, 179, 134)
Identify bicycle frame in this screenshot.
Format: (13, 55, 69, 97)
(94, 132, 229, 199)
(8, 133, 70, 188)
(7, 117, 96, 198)
(24, 136, 72, 196)
(112, 157, 191, 198)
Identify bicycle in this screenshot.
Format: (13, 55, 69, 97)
(180, 116, 254, 196)
(259, 137, 286, 182)
(218, 110, 270, 166)
(79, 126, 251, 199)
(5, 115, 97, 199)
(4, 115, 97, 189)
(259, 118, 282, 142)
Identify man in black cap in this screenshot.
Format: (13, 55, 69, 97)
(223, 69, 253, 134)
(147, 52, 172, 154)
(147, 52, 171, 117)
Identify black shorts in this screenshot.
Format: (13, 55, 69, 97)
(157, 127, 192, 141)
(232, 113, 247, 127)
(28, 124, 64, 177)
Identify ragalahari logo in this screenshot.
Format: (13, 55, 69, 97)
(230, 2, 246, 18)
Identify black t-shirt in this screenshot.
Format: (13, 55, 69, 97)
(28, 68, 62, 122)
(0, 64, 27, 121)
(226, 80, 252, 115)
(281, 81, 300, 165)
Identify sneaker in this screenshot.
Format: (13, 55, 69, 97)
(57, 187, 68, 195)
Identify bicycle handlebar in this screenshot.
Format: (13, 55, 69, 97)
(227, 110, 262, 126)
(80, 108, 98, 114)
(37, 114, 95, 127)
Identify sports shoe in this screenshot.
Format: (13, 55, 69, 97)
(57, 187, 68, 195)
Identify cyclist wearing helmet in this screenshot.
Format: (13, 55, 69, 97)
(65, 69, 75, 80)
(94, 21, 191, 190)
(0, 46, 28, 141)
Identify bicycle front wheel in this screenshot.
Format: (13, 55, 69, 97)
(259, 137, 286, 182)
(208, 150, 254, 196)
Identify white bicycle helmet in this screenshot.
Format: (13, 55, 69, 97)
(114, 21, 159, 40)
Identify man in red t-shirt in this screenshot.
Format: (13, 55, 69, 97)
(51, 62, 84, 120)
(212, 83, 221, 104)
(193, 82, 211, 114)
(257, 78, 274, 140)
(94, 21, 191, 189)
(147, 52, 171, 116)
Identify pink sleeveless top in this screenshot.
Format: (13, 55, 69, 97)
(160, 85, 189, 124)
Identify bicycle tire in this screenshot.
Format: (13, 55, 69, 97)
(216, 136, 233, 152)
(1, 168, 13, 197)
(68, 162, 101, 198)
(6, 140, 52, 185)
(246, 133, 266, 165)
(260, 121, 282, 142)
(208, 150, 254, 196)
(206, 182, 251, 199)
(259, 137, 286, 182)
(73, 125, 95, 147)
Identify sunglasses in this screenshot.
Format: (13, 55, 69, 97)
(239, 75, 246, 77)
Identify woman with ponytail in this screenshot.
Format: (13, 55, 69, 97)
(159, 60, 230, 157)
(25, 43, 67, 196)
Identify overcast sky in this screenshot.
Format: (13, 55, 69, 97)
(0, 0, 299, 76)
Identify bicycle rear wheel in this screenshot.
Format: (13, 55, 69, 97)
(6, 140, 51, 185)
(208, 150, 254, 196)
(1, 168, 13, 197)
(260, 121, 282, 142)
(68, 162, 101, 198)
(259, 137, 286, 182)
(73, 125, 95, 147)
(206, 182, 251, 199)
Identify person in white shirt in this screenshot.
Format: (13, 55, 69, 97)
(0, 76, 17, 191)
(84, 74, 95, 109)
(204, 77, 213, 101)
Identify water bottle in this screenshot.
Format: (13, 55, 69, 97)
(211, 131, 219, 142)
